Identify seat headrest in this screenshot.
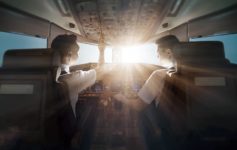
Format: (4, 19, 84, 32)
(174, 41, 225, 63)
(3, 48, 60, 69)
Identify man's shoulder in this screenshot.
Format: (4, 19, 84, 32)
(58, 70, 81, 81)
(152, 68, 169, 77)
(58, 73, 73, 82)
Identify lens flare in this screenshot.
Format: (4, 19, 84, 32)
(119, 44, 158, 64)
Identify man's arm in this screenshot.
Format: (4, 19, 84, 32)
(113, 70, 166, 111)
(76, 69, 96, 92)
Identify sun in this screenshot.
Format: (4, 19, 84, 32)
(121, 45, 145, 63)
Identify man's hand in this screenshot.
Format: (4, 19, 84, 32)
(94, 64, 105, 80)
(113, 93, 128, 103)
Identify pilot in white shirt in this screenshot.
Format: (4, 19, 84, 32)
(113, 35, 180, 150)
(51, 34, 97, 117)
(114, 35, 179, 111)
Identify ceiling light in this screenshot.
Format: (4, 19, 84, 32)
(54, 0, 70, 16)
(168, 0, 184, 16)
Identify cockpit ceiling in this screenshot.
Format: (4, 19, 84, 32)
(70, 0, 174, 45)
(1, 0, 237, 45)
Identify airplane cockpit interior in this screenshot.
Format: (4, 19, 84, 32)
(0, 0, 237, 150)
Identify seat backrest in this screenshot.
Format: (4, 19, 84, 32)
(2, 49, 60, 69)
(157, 41, 237, 149)
(171, 41, 237, 148)
(0, 49, 62, 148)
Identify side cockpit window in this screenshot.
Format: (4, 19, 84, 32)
(0, 32, 47, 67)
(190, 34, 237, 64)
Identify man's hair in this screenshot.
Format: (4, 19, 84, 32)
(156, 35, 179, 49)
(51, 34, 79, 56)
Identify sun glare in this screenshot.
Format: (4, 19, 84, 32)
(121, 46, 141, 63)
(120, 44, 158, 64)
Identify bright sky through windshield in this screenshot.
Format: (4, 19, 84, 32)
(121, 44, 158, 64)
(77, 43, 158, 65)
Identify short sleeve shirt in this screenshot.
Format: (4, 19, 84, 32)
(59, 69, 96, 116)
(138, 69, 168, 106)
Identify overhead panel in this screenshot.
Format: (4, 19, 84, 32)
(75, 1, 101, 40)
(70, 0, 174, 45)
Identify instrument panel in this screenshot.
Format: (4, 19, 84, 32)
(76, 63, 162, 149)
(78, 63, 162, 98)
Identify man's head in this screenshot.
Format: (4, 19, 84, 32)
(156, 35, 179, 68)
(51, 34, 79, 65)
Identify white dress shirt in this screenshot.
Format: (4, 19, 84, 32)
(138, 69, 168, 107)
(59, 64, 96, 117)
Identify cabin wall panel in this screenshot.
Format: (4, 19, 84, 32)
(47, 24, 67, 48)
(170, 23, 188, 41)
(0, 5, 50, 38)
(188, 5, 237, 38)
(48, 24, 97, 48)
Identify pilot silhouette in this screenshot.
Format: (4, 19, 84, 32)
(51, 34, 96, 117)
(114, 35, 180, 150)
(51, 34, 97, 149)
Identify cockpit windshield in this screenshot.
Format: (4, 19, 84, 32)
(77, 43, 158, 65)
